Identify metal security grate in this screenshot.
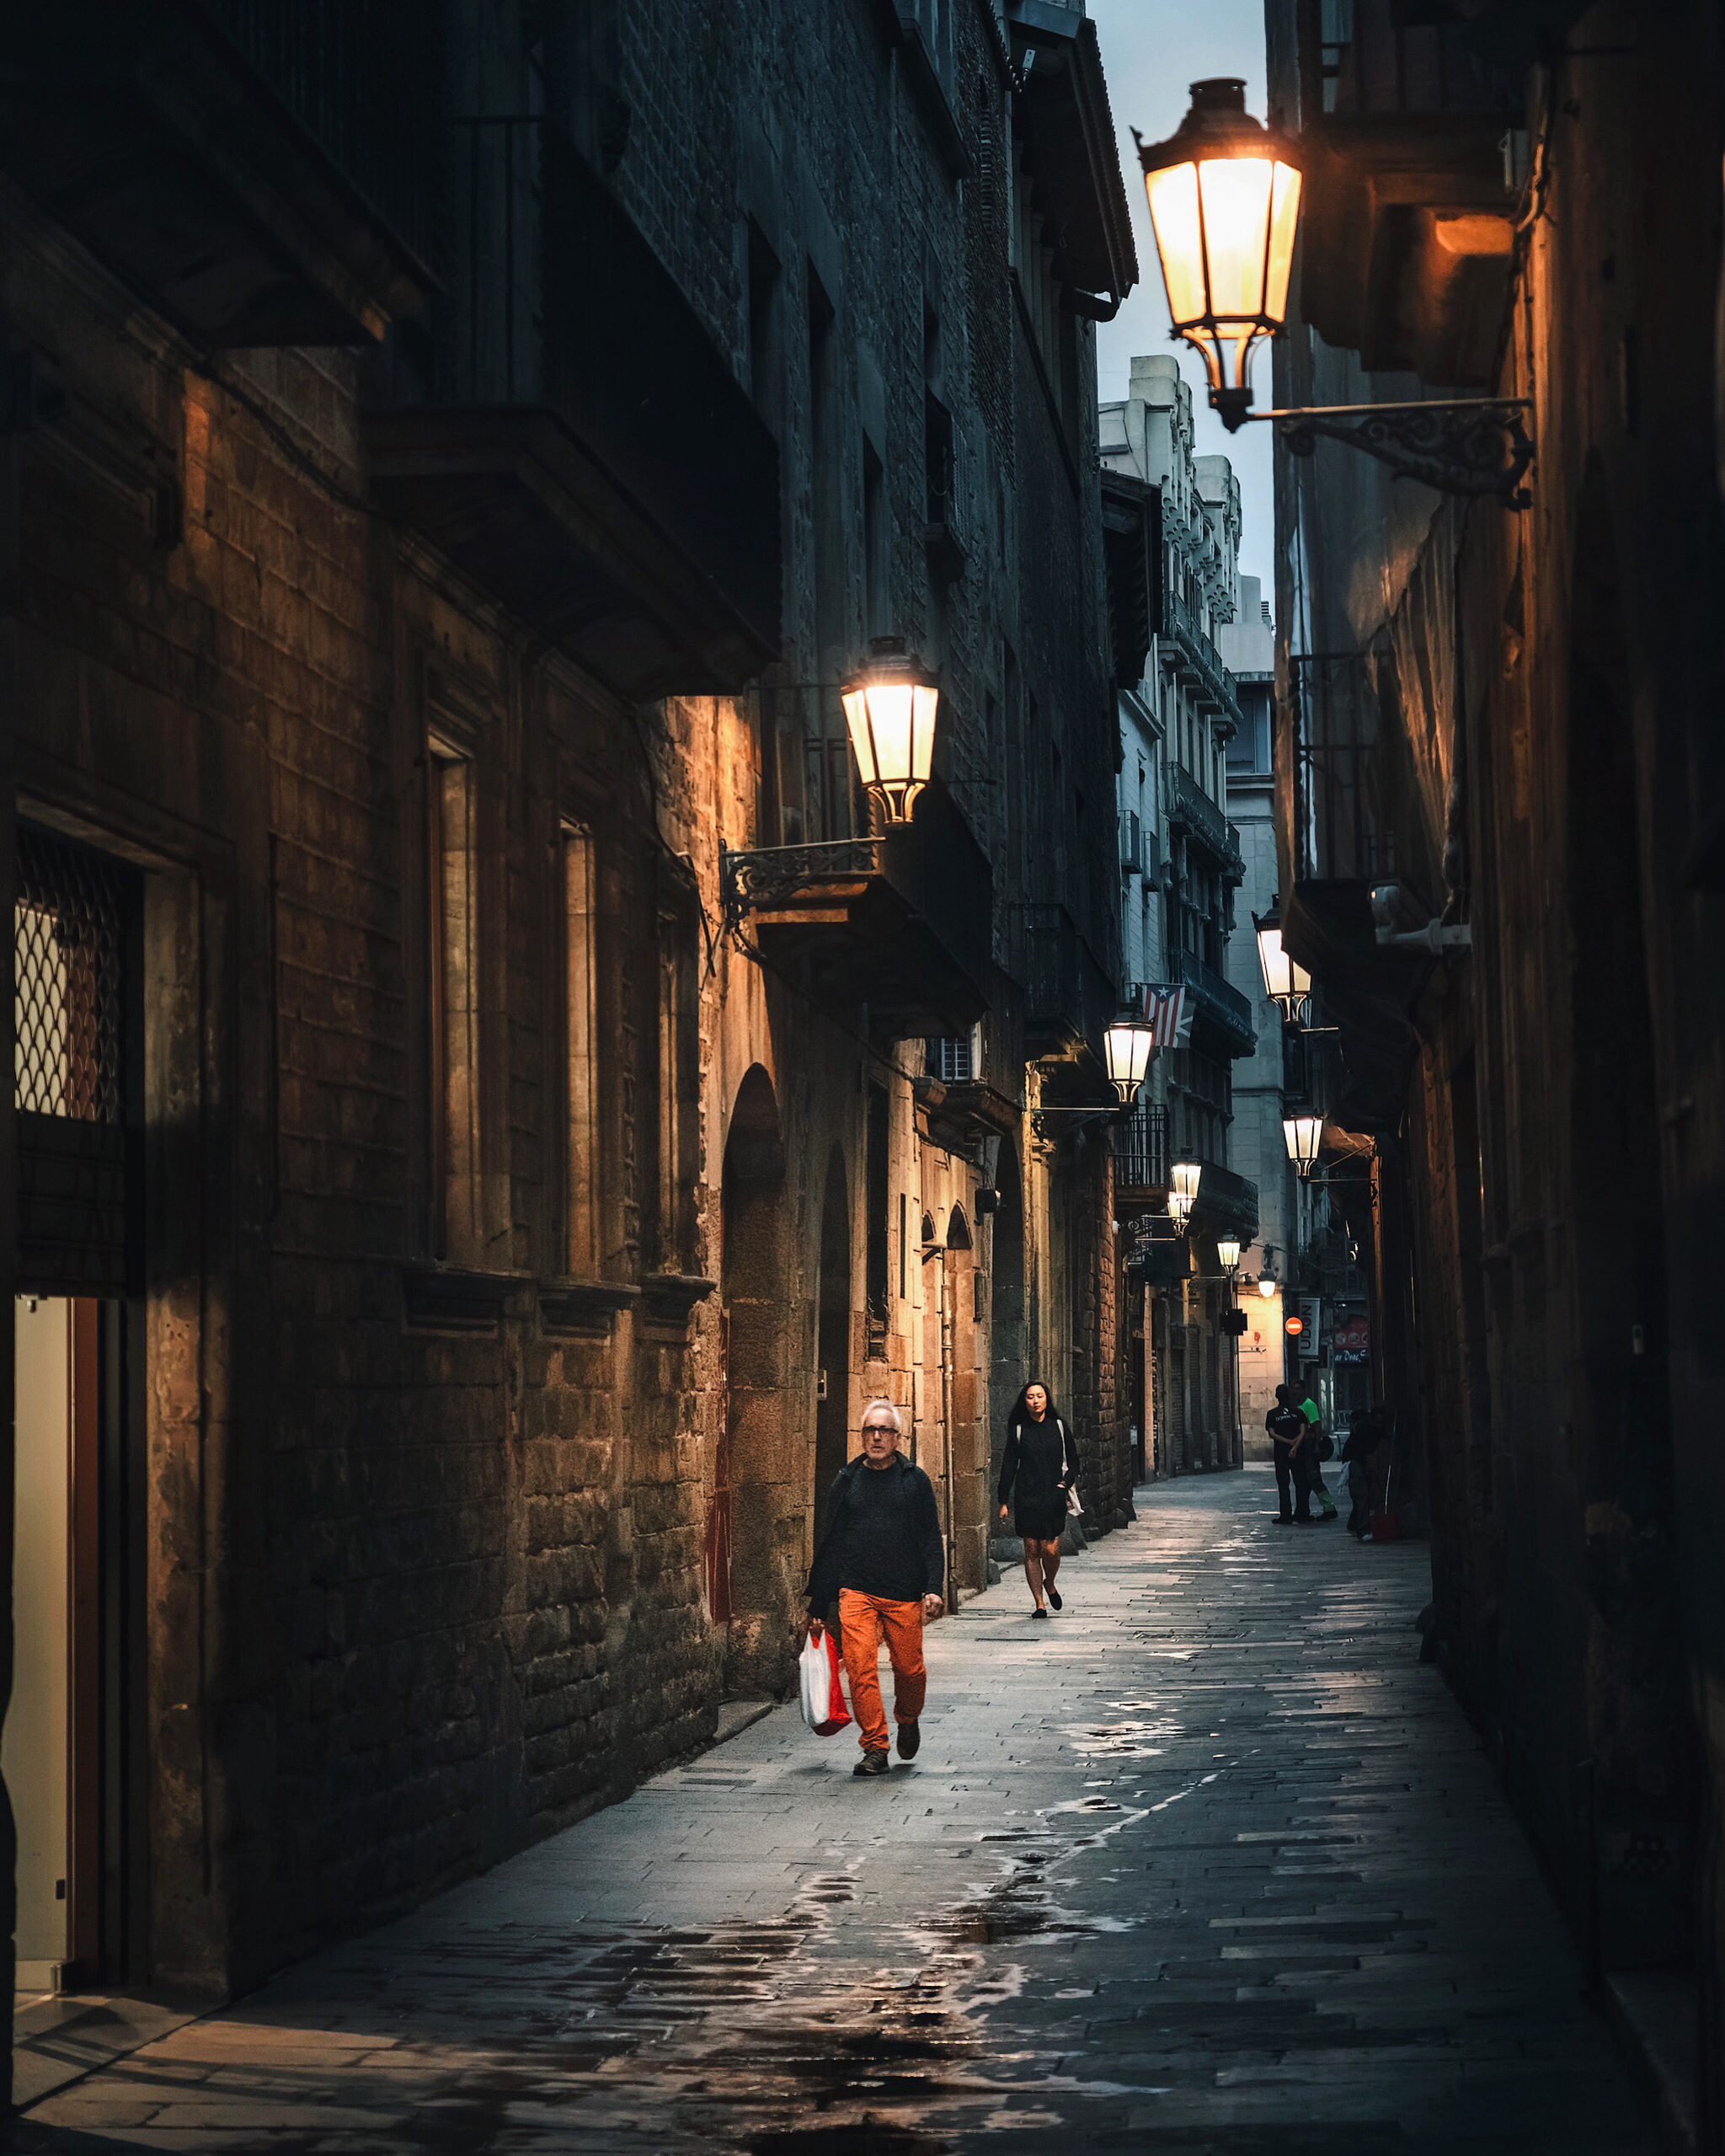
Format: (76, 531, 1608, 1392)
(15, 825, 126, 1124)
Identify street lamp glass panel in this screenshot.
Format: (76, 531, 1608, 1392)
(1168, 1190, 1193, 1228)
(1283, 1113, 1323, 1176)
(1253, 913, 1311, 1014)
(1103, 1015, 1156, 1105)
(1257, 1271, 1278, 1298)
(1137, 80, 1303, 426)
(841, 638, 939, 823)
(1171, 1158, 1203, 1203)
(1217, 1235, 1242, 1271)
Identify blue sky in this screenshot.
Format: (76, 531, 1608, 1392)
(1087, 0, 1275, 603)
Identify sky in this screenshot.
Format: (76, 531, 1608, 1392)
(1087, 0, 1275, 606)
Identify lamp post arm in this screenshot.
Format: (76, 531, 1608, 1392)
(1247, 399, 1535, 509)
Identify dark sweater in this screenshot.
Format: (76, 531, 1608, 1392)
(996, 1415, 1072, 1507)
(806, 1453, 944, 1609)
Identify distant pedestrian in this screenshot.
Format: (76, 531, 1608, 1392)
(997, 1382, 1076, 1618)
(805, 1399, 944, 1777)
(1266, 1383, 1311, 1524)
(1342, 1407, 1386, 1538)
(1296, 1387, 1338, 1520)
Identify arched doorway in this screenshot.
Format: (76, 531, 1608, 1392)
(814, 1146, 852, 1538)
(1562, 460, 1690, 1974)
(988, 1144, 1026, 1509)
(718, 1067, 791, 1690)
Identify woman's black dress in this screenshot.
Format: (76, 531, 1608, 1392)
(997, 1415, 1071, 1541)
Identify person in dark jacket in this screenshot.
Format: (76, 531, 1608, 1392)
(1342, 1405, 1386, 1538)
(1266, 1384, 1311, 1524)
(805, 1398, 944, 1777)
(996, 1382, 1076, 1618)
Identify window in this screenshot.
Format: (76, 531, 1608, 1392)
(562, 820, 598, 1276)
(928, 1025, 980, 1084)
(427, 730, 478, 1261)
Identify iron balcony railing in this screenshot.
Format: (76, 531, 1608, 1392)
(1004, 901, 1117, 1062)
(1167, 762, 1244, 881)
(199, 0, 439, 262)
(1172, 947, 1255, 1057)
(1285, 650, 1397, 885)
(1112, 1103, 1168, 1193)
(1158, 584, 1242, 728)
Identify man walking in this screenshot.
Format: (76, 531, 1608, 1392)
(806, 1399, 944, 1777)
(1266, 1383, 1311, 1525)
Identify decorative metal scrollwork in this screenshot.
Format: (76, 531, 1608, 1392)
(1268, 399, 1535, 509)
(722, 839, 883, 926)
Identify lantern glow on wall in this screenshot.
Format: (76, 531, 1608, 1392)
(1136, 79, 1303, 432)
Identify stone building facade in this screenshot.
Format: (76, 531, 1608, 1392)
(1099, 356, 1258, 1479)
(0, 0, 1139, 2055)
(1263, 0, 1725, 2129)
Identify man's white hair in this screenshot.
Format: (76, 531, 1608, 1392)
(859, 1397, 902, 1433)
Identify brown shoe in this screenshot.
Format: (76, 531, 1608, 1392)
(897, 1720, 921, 1761)
(852, 1748, 889, 1777)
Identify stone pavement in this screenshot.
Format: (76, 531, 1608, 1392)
(15, 1469, 1656, 2153)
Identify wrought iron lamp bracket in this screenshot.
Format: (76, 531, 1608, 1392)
(1252, 399, 1534, 509)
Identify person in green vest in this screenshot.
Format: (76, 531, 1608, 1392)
(1295, 1388, 1338, 1521)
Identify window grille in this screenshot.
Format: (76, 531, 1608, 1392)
(15, 825, 127, 1124)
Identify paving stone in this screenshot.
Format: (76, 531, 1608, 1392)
(16, 1471, 1657, 2151)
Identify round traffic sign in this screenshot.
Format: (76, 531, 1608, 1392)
(1284, 1315, 1304, 1336)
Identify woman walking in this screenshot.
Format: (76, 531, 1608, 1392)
(997, 1382, 1076, 1618)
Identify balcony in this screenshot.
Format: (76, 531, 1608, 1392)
(723, 785, 991, 1039)
(1167, 764, 1245, 883)
(363, 118, 780, 700)
(1158, 586, 1242, 730)
(1281, 651, 1397, 887)
(0, 3, 434, 346)
(1112, 1103, 1168, 1208)
(1296, 1, 1522, 384)
(1004, 902, 1117, 1066)
(1172, 948, 1255, 1060)
(1190, 1158, 1259, 1241)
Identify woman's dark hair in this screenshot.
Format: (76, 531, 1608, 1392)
(1009, 1382, 1058, 1425)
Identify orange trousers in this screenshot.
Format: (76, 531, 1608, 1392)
(837, 1588, 927, 1752)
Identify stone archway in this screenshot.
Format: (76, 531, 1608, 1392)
(718, 1066, 793, 1693)
(814, 1145, 852, 1540)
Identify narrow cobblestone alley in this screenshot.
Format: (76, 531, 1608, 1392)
(18, 1474, 1654, 2155)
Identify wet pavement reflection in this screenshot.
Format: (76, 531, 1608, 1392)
(18, 1471, 1656, 2153)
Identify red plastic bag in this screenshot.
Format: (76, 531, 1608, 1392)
(798, 1626, 852, 1736)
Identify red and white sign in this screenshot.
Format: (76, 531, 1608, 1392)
(1284, 1315, 1304, 1336)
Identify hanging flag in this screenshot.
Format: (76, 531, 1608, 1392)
(1140, 982, 1188, 1049)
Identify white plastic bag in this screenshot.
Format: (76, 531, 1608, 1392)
(798, 1627, 852, 1736)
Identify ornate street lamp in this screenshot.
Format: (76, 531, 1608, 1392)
(1254, 905, 1312, 1027)
(1135, 79, 1301, 433)
(841, 637, 939, 824)
(1135, 80, 1535, 502)
(1257, 1266, 1279, 1299)
(1216, 1234, 1242, 1274)
(1171, 1158, 1203, 1206)
(1168, 1190, 1194, 1231)
(1283, 1112, 1323, 1180)
(1103, 1012, 1156, 1106)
